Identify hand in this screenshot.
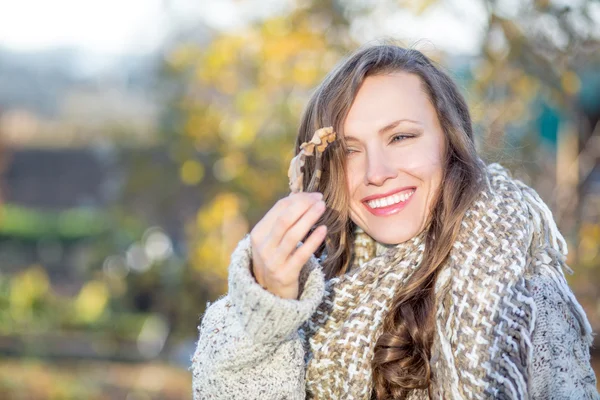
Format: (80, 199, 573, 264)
(250, 192, 327, 300)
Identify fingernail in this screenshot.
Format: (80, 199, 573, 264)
(310, 192, 323, 200)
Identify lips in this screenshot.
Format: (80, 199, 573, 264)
(361, 187, 415, 202)
(361, 187, 416, 217)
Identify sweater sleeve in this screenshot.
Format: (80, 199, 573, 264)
(190, 234, 326, 400)
(527, 271, 600, 399)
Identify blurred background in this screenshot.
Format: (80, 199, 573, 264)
(0, 0, 598, 398)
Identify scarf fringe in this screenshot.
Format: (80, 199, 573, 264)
(513, 172, 594, 344)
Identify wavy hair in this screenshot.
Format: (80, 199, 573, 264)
(295, 43, 485, 399)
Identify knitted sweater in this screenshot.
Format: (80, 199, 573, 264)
(190, 166, 599, 399)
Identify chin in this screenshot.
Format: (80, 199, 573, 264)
(360, 222, 422, 245)
(370, 229, 415, 245)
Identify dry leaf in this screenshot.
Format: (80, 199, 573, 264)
(300, 142, 316, 155)
(288, 126, 336, 194)
(288, 153, 305, 193)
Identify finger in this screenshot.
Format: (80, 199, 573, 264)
(275, 199, 326, 258)
(266, 192, 323, 247)
(286, 225, 327, 273)
(253, 192, 322, 243)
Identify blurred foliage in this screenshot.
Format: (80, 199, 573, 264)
(0, 264, 155, 340)
(160, 1, 354, 296)
(0, 204, 108, 240)
(0, 360, 190, 400)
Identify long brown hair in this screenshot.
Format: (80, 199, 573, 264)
(295, 43, 485, 399)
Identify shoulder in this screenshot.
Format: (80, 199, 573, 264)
(525, 270, 599, 399)
(525, 269, 594, 346)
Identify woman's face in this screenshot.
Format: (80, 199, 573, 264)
(343, 72, 445, 245)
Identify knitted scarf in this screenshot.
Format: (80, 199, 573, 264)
(299, 164, 593, 399)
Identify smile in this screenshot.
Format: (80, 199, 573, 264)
(362, 188, 416, 216)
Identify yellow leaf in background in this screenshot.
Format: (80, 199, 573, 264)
(263, 17, 292, 37)
(183, 114, 205, 140)
(10, 266, 49, 319)
(292, 60, 320, 87)
(235, 90, 264, 115)
(75, 281, 109, 323)
(561, 71, 581, 96)
(473, 60, 493, 83)
(213, 153, 248, 182)
(215, 193, 242, 220)
(513, 75, 538, 101)
(225, 118, 259, 148)
(166, 43, 200, 71)
(579, 223, 600, 266)
(196, 193, 240, 231)
(197, 35, 246, 84)
(192, 192, 248, 282)
(202, 46, 234, 75)
(196, 206, 216, 232)
(180, 160, 205, 186)
(216, 70, 239, 94)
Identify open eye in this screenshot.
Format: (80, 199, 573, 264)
(390, 134, 413, 143)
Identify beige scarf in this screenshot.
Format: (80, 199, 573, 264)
(299, 164, 593, 399)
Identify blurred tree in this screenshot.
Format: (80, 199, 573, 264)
(466, 0, 600, 253)
(0, 106, 5, 206)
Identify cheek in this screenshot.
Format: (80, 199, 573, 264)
(398, 142, 443, 168)
(346, 162, 363, 197)
(412, 156, 443, 211)
(397, 140, 444, 184)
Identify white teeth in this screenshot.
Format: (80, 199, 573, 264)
(367, 190, 414, 209)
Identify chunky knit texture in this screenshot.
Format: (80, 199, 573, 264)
(191, 164, 599, 399)
(190, 238, 325, 400)
(527, 271, 599, 399)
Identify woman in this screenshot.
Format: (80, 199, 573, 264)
(190, 44, 599, 399)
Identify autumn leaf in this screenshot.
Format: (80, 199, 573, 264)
(288, 127, 336, 193)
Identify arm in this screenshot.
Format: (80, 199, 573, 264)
(190, 235, 325, 400)
(527, 271, 599, 400)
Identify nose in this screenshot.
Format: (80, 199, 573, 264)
(364, 151, 397, 186)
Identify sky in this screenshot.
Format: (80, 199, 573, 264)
(0, 0, 167, 55)
(0, 0, 490, 57)
(0, 0, 294, 55)
(3, 0, 594, 58)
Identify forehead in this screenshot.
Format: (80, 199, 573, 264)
(343, 72, 433, 135)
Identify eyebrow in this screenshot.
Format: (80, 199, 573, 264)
(345, 118, 422, 141)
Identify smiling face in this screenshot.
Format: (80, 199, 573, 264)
(343, 72, 446, 245)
